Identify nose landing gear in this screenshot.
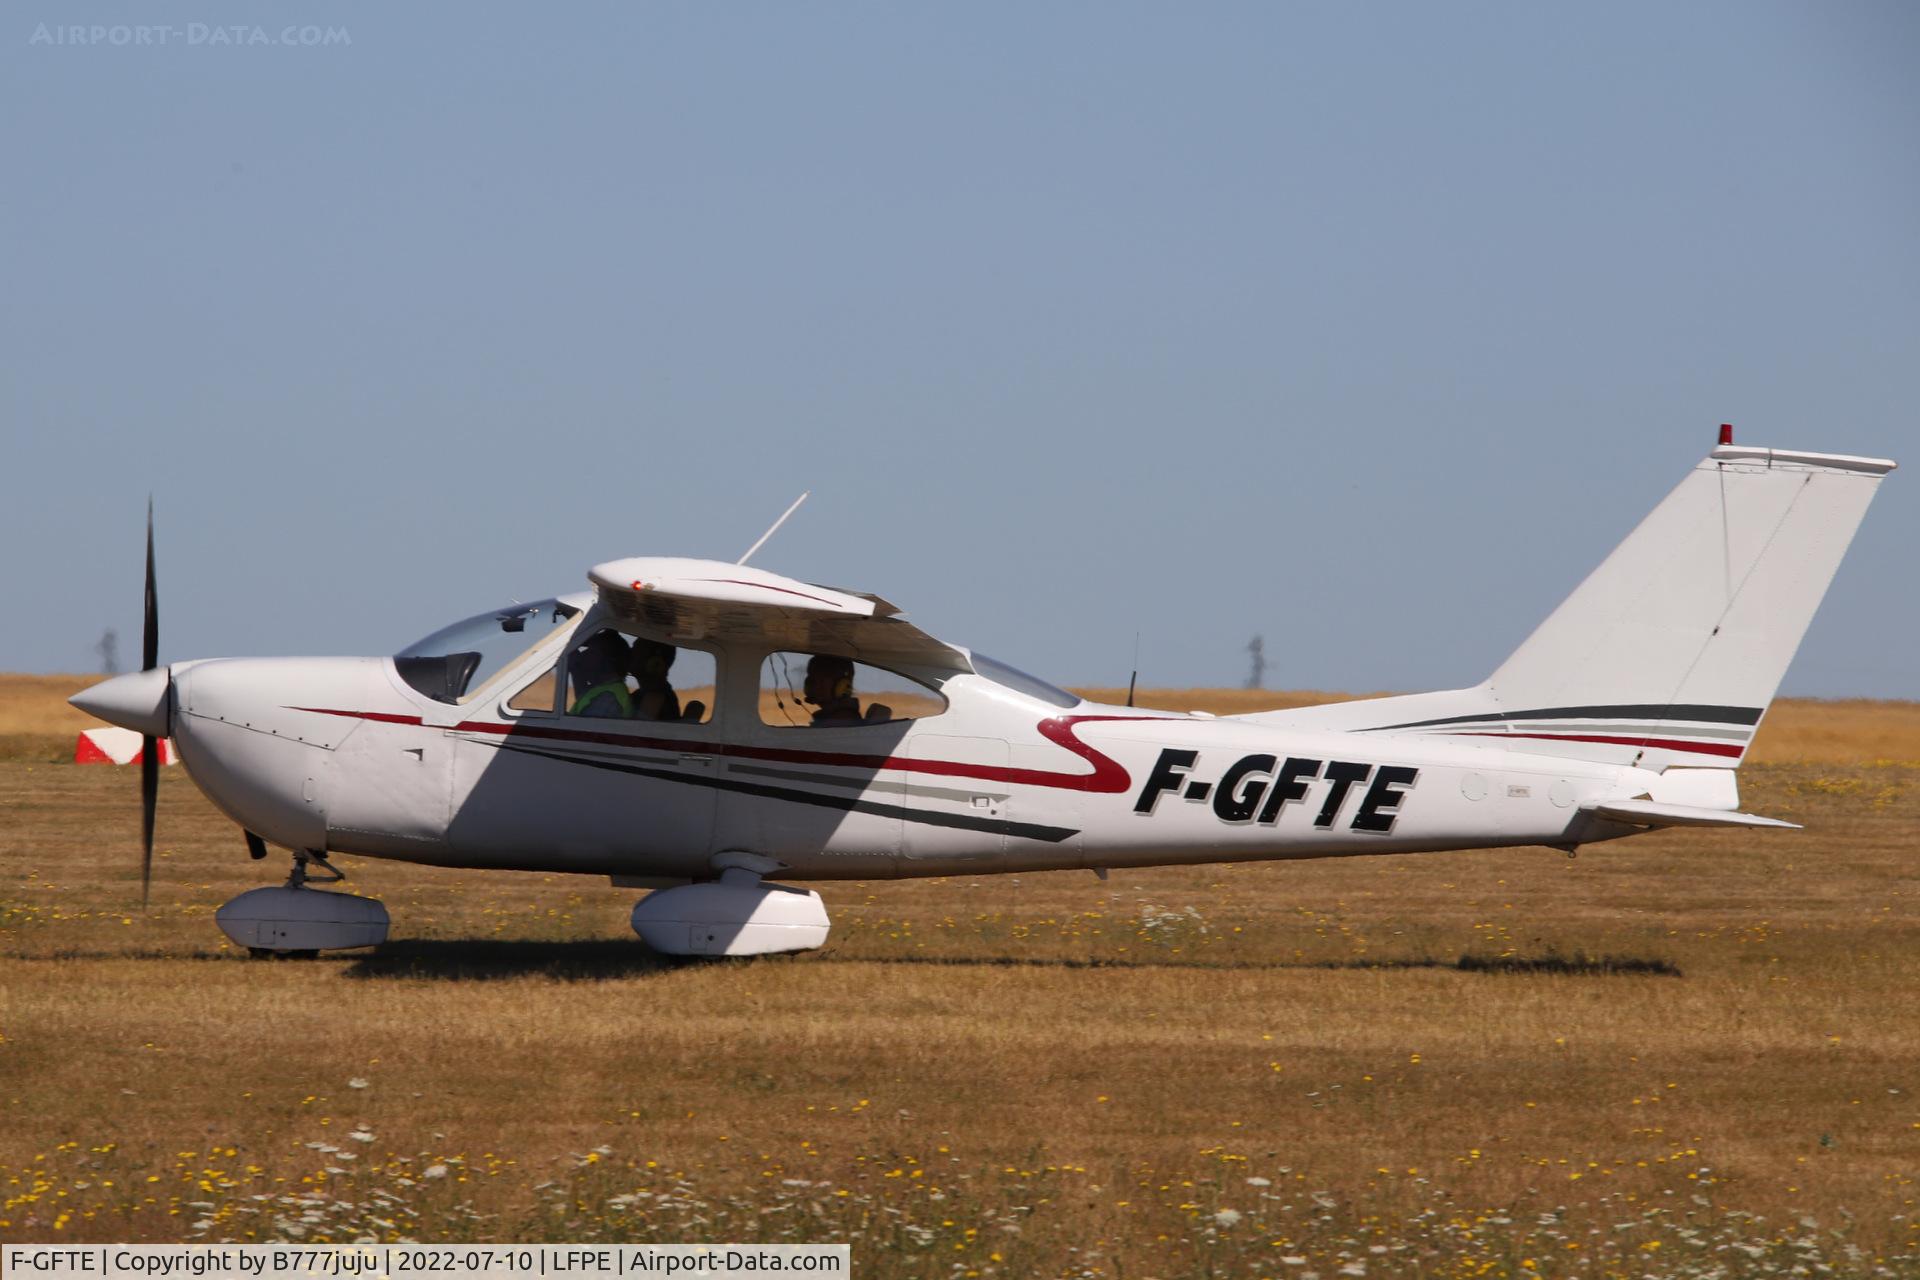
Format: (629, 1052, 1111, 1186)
(216, 848, 390, 957)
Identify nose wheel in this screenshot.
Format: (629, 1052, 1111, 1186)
(216, 847, 390, 956)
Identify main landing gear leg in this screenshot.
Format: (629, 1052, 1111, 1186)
(215, 848, 391, 957)
(287, 849, 345, 889)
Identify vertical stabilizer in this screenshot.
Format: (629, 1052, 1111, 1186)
(1473, 444, 1893, 766)
(1240, 442, 1894, 770)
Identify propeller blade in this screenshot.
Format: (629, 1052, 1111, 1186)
(140, 500, 159, 908)
(140, 742, 157, 908)
(143, 498, 158, 672)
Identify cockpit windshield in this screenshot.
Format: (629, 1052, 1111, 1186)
(967, 652, 1082, 709)
(395, 598, 584, 704)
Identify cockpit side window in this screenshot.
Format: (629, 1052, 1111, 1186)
(395, 599, 583, 704)
(506, 665, 558, 714)
(759, 651, 948, 728)
(561, 628, 715, 725)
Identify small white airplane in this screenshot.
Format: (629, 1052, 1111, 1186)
(74, 431, 1895, 958)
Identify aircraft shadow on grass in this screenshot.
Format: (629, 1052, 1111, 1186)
(326, 943, 1682, 982)
(807, 952, 1684, 978)
(22, 945, 1680, 981)
(339, 938, 683, 982)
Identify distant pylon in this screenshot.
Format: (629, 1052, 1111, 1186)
(1245, 634, 1265, 690)
(96, 628, 120, 675)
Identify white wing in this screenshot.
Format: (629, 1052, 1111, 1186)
(587, 556, 969, 672)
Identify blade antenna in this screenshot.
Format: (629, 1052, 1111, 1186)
(140, 498, 159, 909)
(1125, 631, 1140, 708)
(738, 491, 810, 566)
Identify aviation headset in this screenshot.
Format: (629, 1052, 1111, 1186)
(806, 654, 855, 703)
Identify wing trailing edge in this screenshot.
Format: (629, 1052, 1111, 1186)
(586, 556, 970, 671)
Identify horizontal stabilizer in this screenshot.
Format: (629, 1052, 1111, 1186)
(1581, 799, 1800, 830)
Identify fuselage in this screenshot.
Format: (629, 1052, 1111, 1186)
(159, 622, 1648, 884)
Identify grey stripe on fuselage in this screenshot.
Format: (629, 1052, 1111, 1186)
(453, 732, 687, 771)
(541, 747, 687, 768)
(726, 761, 1010, 804)
(1372, 703, 1764, 731)
(1414, 722, 1753, 741)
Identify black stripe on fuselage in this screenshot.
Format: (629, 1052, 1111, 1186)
(499, 744, 1078, 844)
(1370, 703, 1764, 731)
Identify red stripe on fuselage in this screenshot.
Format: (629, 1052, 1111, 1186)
(292, 707, 1156, 793)
(1458, 730, 1745, 759)
(304, 709, 425, 728)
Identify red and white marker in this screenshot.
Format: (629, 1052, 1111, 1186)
(74, 726, 176, 766)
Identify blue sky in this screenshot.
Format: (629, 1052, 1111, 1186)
(4, 2, 1915, 695)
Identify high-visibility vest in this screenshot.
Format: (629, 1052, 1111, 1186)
(570, 681, 632, 716)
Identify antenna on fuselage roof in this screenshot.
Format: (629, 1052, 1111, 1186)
(738, 490, 811, 566)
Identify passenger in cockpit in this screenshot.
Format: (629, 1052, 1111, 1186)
(627, 637, 683, 722)
(803, 655, 865, 726)
(567, 630, 633, 717)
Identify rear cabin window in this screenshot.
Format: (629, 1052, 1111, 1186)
(759, 652, 947, 728)
(968, 652, 1081, 708)
(561, 628, 716, 725)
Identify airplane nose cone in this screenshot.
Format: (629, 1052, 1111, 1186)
(70, 667, 172, 737)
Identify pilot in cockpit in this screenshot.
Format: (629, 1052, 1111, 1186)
(567, 630, 633, 717)
(626, 637, 683, 722)
(803, 654, 890, 726)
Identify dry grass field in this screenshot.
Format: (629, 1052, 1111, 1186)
(0, 674, 120, 764)
(3, 676, 1917, 1276)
